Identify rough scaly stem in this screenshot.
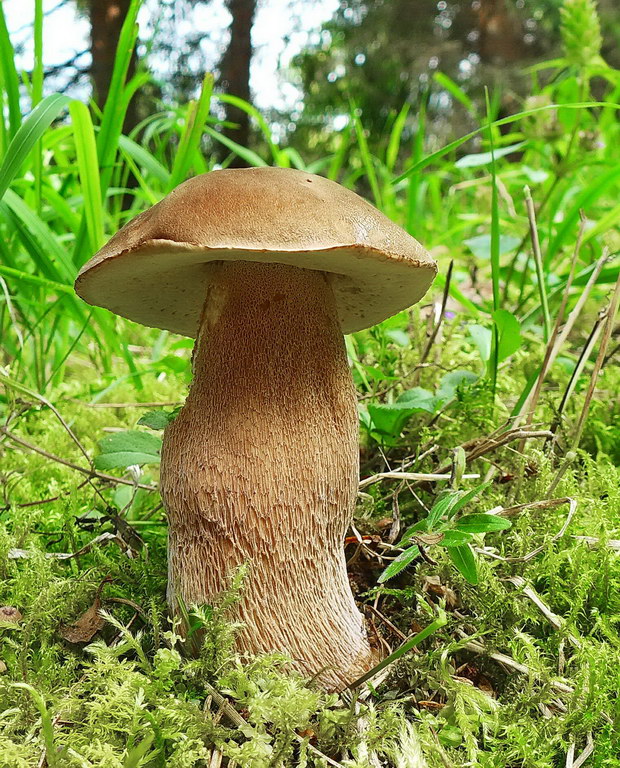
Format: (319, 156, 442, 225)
(160, 260, 376, 690)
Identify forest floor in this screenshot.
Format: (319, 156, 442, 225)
(1, 305, 619, 768)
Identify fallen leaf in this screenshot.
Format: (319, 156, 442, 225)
(60, 599, 104, 643)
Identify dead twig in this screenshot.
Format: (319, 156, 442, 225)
(479, 498, 576, 563)
(572, 535, 620, 550)
(359, 470, 480, 490)
(505, 576, 581, 648)
(566, 732, 594, 768)
(516, 214, 586, 442)
(457, 632, 574, 695)
(8, 531, 137, 561)
(549, 271, 620, 494)
(1, 427, 157, 492)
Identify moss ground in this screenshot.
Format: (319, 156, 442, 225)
(0, 312, 619, 768)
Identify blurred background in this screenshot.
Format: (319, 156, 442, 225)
(6, 0, 619, 166)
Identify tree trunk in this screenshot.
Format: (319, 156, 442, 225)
(476, 0, 527, 64)
(219, 0, 257, 166)
(89, 0, 138, 133)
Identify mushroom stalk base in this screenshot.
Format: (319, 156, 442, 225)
(160, 261, 376, 690)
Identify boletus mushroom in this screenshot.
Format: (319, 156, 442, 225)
(75, 167, 437, 690)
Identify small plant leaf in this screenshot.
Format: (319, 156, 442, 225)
(368, 388, 437, 437)
(447, 481, 492, 517)
(455, 141, 527, 168)
(447, 544, 478, 584)
(493, 309, 522, 363)
(426, 491, 461, 530)
(378, 545, 420, 583)
(137, 409, 175, 430)
(455, 513, 512, 533)
(438, 530, 474, 546)
(94, 430, 161, 470)
(399, 519, 429, 543)
(436, 370, 478, 404)
(469, 324, 492, 363)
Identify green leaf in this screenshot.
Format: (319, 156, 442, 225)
(70, 101, 104, 252)
(436, 370, 478, 404)
(426, 491, 461, 530)
(455, 513, 512, 533)
(455, 141, 527, 168)
(493, 309, 522, 363)
(463, 234, 520, 261)
(446, 481, 492, 517)
(448, 544, 478, 584)
(168, 73, 214, 190)
(439, 530, 474, 546)
(368, 388, 437, 437)
(0, 3, 22, 139)
(94, 430, 161, 470)
(468, 324, 492, 363)
(138, 410, 176, 430)
(378, 545, 420, 583)
(399, 519, 429, 543)
(0, 94, 70, 201)
(392, 102, 612, 183)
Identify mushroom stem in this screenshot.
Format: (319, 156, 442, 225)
(160, 260, 376, 690)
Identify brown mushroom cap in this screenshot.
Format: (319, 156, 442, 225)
(75, 166, 437, 335)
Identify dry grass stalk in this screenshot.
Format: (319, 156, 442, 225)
(549, 269, 620, 493)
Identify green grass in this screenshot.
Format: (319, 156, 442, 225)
(0, 0, 619, 765)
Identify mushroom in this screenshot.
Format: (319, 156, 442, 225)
(75, 167, 437, 690)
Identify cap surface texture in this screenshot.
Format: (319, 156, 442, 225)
(75, 166, 437, 335)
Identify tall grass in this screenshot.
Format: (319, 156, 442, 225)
(0, 0, 617, 405)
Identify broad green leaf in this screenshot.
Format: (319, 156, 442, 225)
(456, 141, 527, 169)
(378, 545, 420, 583)
(368, 389, 437, 437)
(446, 481, 491, 517)
(448, 544, 478, 585)
(468, 324, 492, 363)
(138, 410, 176, 430)
(70, 101, 104, 252)
(0, 94, 70, 201)
(463, 234, 520, 261)
(438, 530, 474, 547)
(436, 370, 478, 404)
(397, 387, 438, 410)
(493, 309, 522, 363)
(399, 519, 429, 543)
(427, 491, 461, 530)
(455, 513, 511, 533)
(94, 430, 161, 470)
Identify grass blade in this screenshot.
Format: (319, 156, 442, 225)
(70, 101, 104, 252)
(168, 73, 214, 191)
(0, 2, 22, 138)
(0, 94, 70, 201)
(392, 102, 616, 184)
(11, 683, 58, 767)
(350, 102, 382, 208)
(347, 611, 448, 689)
(486, 89, 500, 396)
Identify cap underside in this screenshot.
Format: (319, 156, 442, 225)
(76, 241, 437, 336)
